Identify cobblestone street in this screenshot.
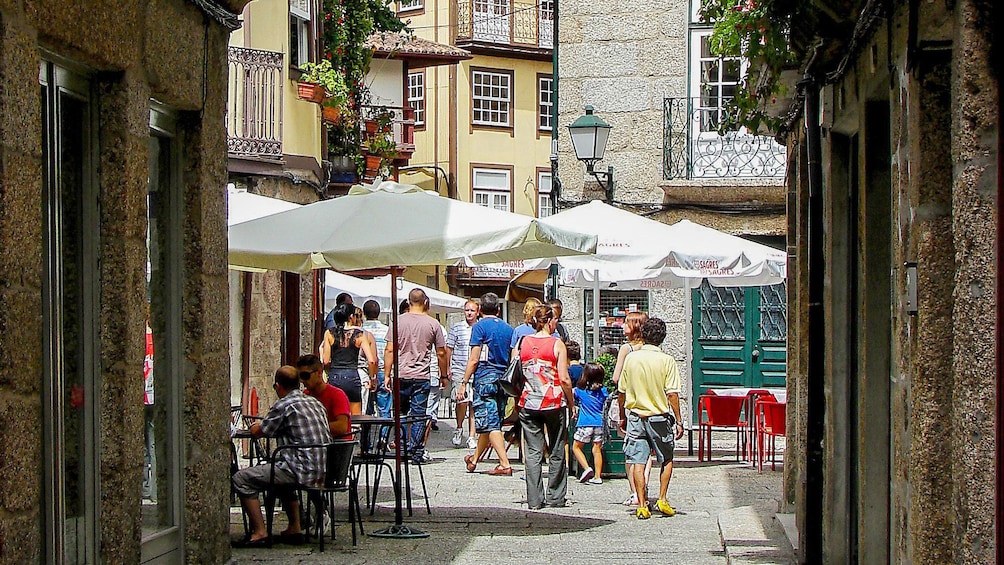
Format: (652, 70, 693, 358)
(230, 423, 790, 564)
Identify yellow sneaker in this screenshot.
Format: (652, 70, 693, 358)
(655, 499, 676, 517)
(636, 505, 651, 520)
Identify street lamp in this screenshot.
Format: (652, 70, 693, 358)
(567, 105, 614, 201)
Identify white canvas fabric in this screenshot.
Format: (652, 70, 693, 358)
(228, 181, 597, 274)
(502, 200, 786, 289)
(324, 270, 466, 314)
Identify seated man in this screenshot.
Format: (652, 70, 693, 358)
(297, 354, 351, 438)
(232, 366, 332, 546)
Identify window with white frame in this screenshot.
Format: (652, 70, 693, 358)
(289, 0, 311, 67)
(398, 0, 422, 11)
(537, 170, 553, 217)
(538, 75, 553, 131)
(472, 168, 510, 211)
(472, 69, 511, 127)
(408, 71, 425, 125)
(690, 29, 743, 132)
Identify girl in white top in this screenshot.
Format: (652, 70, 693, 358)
(612, 311, 653, 506)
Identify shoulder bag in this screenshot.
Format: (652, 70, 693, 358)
(498, 336, 525, 397)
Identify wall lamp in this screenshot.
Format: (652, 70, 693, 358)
(567, 105, 614, 201)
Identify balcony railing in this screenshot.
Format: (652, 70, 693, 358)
(360, 105, 416, 154)
(227, 47, 283, 159)
(456, 0, 553, 50)
(663, 97, 786, 180)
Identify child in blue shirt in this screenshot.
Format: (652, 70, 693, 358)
(571, 363, 610, 484)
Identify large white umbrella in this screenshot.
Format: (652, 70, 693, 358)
(324, 270, 466, 314)
(534, 200, 786, 289)
(228, 181, 596, 537)
(228, 182, 596, 274)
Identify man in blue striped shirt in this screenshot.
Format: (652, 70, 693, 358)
(446, 299, 480, 448)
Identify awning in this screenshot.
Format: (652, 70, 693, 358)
(506, 269, 549, 302)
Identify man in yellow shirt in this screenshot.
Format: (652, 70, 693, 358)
(617, 317, 684, 520)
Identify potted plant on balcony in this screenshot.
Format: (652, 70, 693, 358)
(363, 131, 397, 179)
(297, 60, 348, 108)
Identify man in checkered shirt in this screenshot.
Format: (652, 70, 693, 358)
(232, 365, 331, 546)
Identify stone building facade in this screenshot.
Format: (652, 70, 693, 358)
(784, 0, 998, 561)
(0, 0, 248, 562)
(557, 0, 788, 425)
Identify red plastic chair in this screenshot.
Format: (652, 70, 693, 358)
(743, 390, 775, 465)
(697, 394, 746, 462)
(756, 400, 787, 473)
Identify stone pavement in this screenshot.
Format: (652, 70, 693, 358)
(230, 423, 793, 564)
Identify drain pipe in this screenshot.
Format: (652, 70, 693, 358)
(800, 73, 825, 563)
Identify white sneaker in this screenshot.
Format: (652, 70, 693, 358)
(466, 436, 477, 449)
(451, 429, 463, 447)
(578, 467, 594, 483)
(588, 477, 603, 485)
(622, 494, 639, 506)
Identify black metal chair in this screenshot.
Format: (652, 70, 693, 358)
(263, 441, 363, 551)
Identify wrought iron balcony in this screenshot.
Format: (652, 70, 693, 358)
(227, 47, 283, 159)
(663, 97, 786, 180)
(456, 0, 553, 53)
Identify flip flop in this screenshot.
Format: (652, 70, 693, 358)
(231, 536, 271, 548)
(464, 454, 477, 473)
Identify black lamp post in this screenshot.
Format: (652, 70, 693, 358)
(567, 105, 614, 201)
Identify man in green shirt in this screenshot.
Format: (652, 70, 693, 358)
(617, 317, 684, 520)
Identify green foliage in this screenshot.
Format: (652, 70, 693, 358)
(699, 0, 796, 133)
(320, 0, 409, 160)
(593, 353, 617, 392)
(299, 60, 349, 109)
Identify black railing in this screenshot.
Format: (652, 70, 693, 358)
(456, 0, 553, 49)
(663, 97, 786, 180)
(227, 47, 283, 158)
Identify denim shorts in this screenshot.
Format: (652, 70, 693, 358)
(623, 412, 676, 465)
(328, 368, 362, 403)
(472, 380, 505, 433)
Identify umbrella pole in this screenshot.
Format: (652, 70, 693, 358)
(369, 265, 429, 539)
(592, 270, 601, 359)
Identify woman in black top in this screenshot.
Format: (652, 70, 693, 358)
(321, 302, 377, 414)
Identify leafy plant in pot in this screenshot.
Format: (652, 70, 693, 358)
(298, 60, 348, 109)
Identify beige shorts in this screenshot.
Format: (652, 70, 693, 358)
(449, 377, 473, 404)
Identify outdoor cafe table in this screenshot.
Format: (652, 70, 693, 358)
(351, 413, 431, 517)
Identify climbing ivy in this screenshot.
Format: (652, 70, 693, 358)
(699, 0, 798, 133)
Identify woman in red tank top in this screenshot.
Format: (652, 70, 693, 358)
(517, 305, 574, 510)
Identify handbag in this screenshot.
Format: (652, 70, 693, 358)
(498, 336, 525, 397)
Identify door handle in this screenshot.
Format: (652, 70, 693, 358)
(751, 349, 760, 360)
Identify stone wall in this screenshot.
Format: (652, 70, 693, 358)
(0, 0, 248, 562)
(785, 0, 998, 561)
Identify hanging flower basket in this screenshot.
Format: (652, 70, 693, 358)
(322, 105, 341, 125)
(296, 82, 326, 104)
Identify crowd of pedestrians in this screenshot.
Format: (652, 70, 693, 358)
(234, 286, 684, 550)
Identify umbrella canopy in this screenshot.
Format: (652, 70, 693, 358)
(531, 200, 786, 289)
(227, 188, 302, 272)
(228, 181, 597, 274)
(324, 270, 466, 314)
(227, 188, 301, 226)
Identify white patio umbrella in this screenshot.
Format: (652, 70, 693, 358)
(533, 200, 786, 290)
(228, 181, 597, 537)
(324, 270, 466, 314)
(228, 181, 595, 274)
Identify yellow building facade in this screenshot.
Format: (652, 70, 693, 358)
(397, 0, 556, 296)
(397, 1, 554, 218)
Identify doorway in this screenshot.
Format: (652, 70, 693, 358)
(690, 281, 787, 417)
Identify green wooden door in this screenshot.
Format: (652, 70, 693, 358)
(690, 281, 787, 419)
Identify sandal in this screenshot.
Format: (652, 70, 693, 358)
(464, 454, 477, 473)
(487, 465, 513, 476)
